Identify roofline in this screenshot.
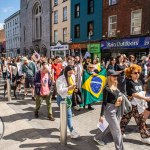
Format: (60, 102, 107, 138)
(4, 10, 20, 23)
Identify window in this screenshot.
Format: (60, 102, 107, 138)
(108, 15, 117, 37)
(54, 30, 58, 43)
(33, 2, 42, 40)
(54, 10, 58, 24)
(88, 0, 94, 14)
(75, 4, 80, 18)
(131, 9, 142, 35)
(109, 0, 118, 6)
(54, 0, 58, 6)
(63, 7, 67, 21)
(87, 21, 94, 37)
(74, 24, 80, 38)
(63, 28, 67, 43)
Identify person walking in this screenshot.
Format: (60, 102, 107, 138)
(120, 64, 150, 144)
(94, 70, 125, 150)
(56, 65, 80, 139)
(34, 61, 55, 121)
(22, 57, 37, 100)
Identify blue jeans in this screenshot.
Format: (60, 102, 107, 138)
(56, 94, 73, 132)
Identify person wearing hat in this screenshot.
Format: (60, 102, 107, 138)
(94, 69, 125, 150)
(34, 60, 55, 121)
(22, 57, 37, 100)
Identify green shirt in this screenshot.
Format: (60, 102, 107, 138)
(22, 61, 37, 77)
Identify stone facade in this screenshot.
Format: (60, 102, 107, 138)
(20, 0, 51, 57)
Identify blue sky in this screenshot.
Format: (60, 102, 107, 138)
(0, 0, 20, 29)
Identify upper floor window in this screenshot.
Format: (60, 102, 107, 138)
(54, 30, 58, 44)
(33, 2, 42, 40)
(54, 10, 58, 24)
(63, 7, 67, 21)
(54, 0, 58, 6)
(108, 15, 117, 37)
(131, 9, 142, 35)
(109, 0, 118, 6)
(88, 0, 94, 14)
(88, 21, 94, 37)
(75, 4, 80, 18)
(74, 24, 80, 38)
(63, 28, 67, 43)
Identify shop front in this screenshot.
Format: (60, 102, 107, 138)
(50, 42, 69, 58)
(101, 36, 150, 61)
(87, 43, 101, 61)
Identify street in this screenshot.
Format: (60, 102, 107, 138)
(0, 80, 150, 150)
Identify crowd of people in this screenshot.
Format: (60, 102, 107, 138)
(0, 53, 150, 149)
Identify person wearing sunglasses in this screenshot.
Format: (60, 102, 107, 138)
(94, 69, 125, 149)
(120, 64, 150, 144)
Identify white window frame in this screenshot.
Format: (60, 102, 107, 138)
(131, 9, 142, 35)
(63, 6, 67, 21)
(54, 30, 58, 44)
(108, 15, 117, 37)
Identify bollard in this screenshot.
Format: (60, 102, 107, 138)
(7, 79, 11, 101)
(60, 101, 67, 146)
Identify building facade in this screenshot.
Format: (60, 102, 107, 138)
(51, 0, 70, 57)
(4, 11, 21, 57)
(20, 0, 51, 57)
(70, 0, 103, 57)
(101, 0, 150, 60)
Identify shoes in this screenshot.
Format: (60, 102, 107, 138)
(88, 106, 95, 110)
(74, 105, 80, 111)
(93, 137, 105, 146)
(32, 97, 35, 101)
(70, 130, 80, 139)
(34, 111, 39, 118)
(141, 137, 150, 144)
(48, 115, 55, 121)
(122, 134, 126, 138)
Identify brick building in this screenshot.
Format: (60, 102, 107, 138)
(0, 29, 5, 56)
(101, 0, 150, 60)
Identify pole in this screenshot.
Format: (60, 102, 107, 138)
(7, 79, 11, 101)
(60, 101, 67, 146)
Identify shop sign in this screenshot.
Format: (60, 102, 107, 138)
(50, 42, 69, 51)
(101, 37, 150, 49)
(88, 44, 100, 53)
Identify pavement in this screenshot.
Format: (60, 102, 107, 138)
(0, 79, 150, 150)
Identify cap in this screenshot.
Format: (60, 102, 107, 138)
(107, 69, 120, 76)
(21, 57, 28, 62)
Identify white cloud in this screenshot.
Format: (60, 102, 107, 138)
(0, 23, 4, 30)
(1, 6, 14, 13)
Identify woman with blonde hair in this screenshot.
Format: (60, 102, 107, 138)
(120, 64, 150, 144)
(94, 69, 125, 150)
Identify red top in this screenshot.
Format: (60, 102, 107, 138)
(52, 63, 63, 81)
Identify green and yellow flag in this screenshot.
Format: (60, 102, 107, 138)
(82, 67, 107, 105)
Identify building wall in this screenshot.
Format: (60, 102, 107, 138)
(20, 0, 51, 56)
(71, 0, 103, 43)
(4, 11, 21, 56)
(51, 0, 71, 45)
(0, 29, 5, 43)
(102, 0, 150, 38)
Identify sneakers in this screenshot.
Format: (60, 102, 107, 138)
(122, 134, 126, 138)
(70, 130, 80, 139)
(93, 137, 105, 146)
(32, 97, 35, 101)
(74, 105, 80, 111)
(141, 138, 150, 144)
(48, 115, 55, 121)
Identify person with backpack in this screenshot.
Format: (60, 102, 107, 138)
(34, 61, 55, 121)
(22, 57, 37, 100)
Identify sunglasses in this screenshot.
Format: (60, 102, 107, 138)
(132, 72, 140, 75)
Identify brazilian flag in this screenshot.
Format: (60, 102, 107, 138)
(82, 67, 107, 105)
